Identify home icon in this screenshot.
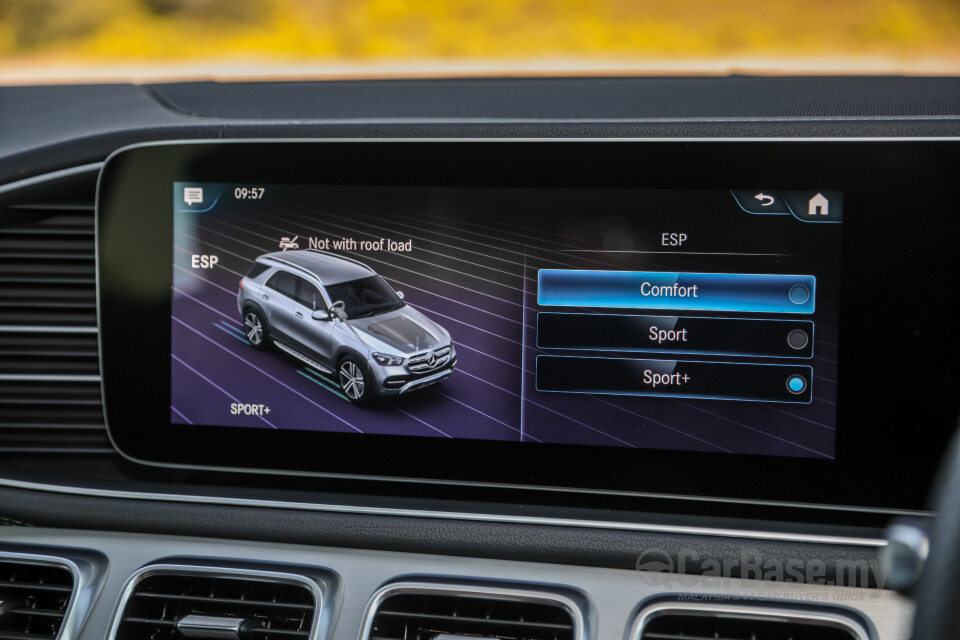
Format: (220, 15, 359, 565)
(808, 193, 829, 216)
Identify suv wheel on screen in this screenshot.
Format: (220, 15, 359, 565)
(243, 308, 268, 349)
(339, 357, 370, 404)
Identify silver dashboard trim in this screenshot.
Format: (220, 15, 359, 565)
(0, 163, 102, 194)
(629, 601, 871, 640)
(0, 374, 101, 383)
(104, 562, 339, 640)
(0, 326, 98, 334)
(357, 580, 589, 640)
(398, 368, 454, 393)
(0, 476, 888, 547)
(0, 547, 109, 640)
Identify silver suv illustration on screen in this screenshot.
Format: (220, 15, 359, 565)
(237, 249, 456, 403)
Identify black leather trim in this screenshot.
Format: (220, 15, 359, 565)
(148, 77, 960, 120)
(2, 79, 960, 185)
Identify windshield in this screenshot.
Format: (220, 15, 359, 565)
(325, 275, 404, 319)
(1, 1, 958, 82)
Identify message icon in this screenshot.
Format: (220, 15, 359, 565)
(183, 187, 204, 206)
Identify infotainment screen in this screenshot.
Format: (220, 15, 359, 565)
(97, 140, 960, 510)
(170, 183, 842, 459)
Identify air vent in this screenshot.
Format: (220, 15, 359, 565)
(634, 604, 866, 640)
(0, 560, 75, 640)
(114, 569, 320, 640)
(364, 585, 581, 640)
(0, 165, 110, 453)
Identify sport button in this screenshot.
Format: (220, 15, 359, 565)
(786, 374, 808, 395)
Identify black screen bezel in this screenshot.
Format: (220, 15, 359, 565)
(97, 139, 960, 511)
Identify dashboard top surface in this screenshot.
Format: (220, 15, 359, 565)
(2, 75, 960, 185)
(149, 76, 960, 120)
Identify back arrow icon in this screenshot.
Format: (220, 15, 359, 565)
(754, 193, 775, 206)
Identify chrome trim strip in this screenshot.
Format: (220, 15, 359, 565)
(629, 601, 870, 640)
(0, 326, 97, 334)
(0, 163, 102, 194)
(357, 580, 589, 640)
(177, 615, 245, 640)
(0, 547, 109, 640)
(273, 341, 335, 375)
(398, 369, 453, 394)
(104, 563, 339, 640)
(0, 476, 888, 547)
(0, 374, 101, 383)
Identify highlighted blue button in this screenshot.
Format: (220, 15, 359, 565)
(538, 270, 816, 314)
(787, 374, 808, 394)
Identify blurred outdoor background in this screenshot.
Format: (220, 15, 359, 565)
(1, 0, 959, 83)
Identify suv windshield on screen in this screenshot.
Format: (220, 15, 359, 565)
(326, 276, 404, 319)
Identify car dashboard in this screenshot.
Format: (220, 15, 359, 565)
(2, 76, 960, 640)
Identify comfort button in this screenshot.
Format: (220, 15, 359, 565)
(538, 270, 817, 314)
(789, 284, 811, 305)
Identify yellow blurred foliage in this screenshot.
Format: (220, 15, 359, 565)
(1, 0, 959, 64)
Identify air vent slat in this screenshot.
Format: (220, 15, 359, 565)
(1, 405, 103, 419)
(1, 228, 94, 236)
(6, 609, 68, 620)
(1, 294, 96, 305)
(0, 313, 96, 326)
(0, 239, 95, 252)
(115, 571, 317, 640)
(0, 561, 75, 640)
(0, 355, 99, 376)
(0, 381, 103, 402)
(375, 610, 573, 631)
(132, 593, 314, 612)
(246, 630, 308, 639)
(7, 203, 95, 212)
(367, 590, 576, 640)
(0, 632, 50, 640)
(0, 166, 109, 454)
(2, 278, 96, 286)
(0, 583, 73, 594)
(0, 364, 99, 376)
(0, 258, 93, 268)
(121, 619, 177, 628)
(0, 422, 106, 430)
(638, 609, 862, 640)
